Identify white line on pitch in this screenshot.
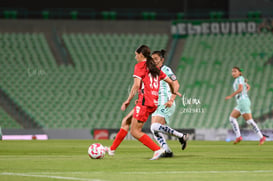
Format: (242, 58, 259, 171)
(120, 170, 273, 174)
(0, 172, 106, 181)
(5, 170, 273, 175)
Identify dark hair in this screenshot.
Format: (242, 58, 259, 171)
(136, 45, 160, 78)
(152, 49, 166, 59)
(233, 66, 248, 82)
(136, 45, 151, 58)
(233, 66, 242, 75)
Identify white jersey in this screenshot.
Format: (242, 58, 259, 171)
(233, 76, 249, 103)
(158, 65, 177, 105)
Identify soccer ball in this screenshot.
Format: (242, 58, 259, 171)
(88, 143, 105, 159)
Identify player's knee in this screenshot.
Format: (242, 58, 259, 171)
(229, 116, 236, 122)
(246, 119, 254, 125)
(150, 123, 161, 133)
(121, 125, 129, 132)
(121, 119, 130, 129)
(121, 116, 130, 125)
(130, 127, 137, 137)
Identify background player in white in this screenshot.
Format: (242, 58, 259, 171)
(150, 50, 189, 157)
(225, 67, 266, 145)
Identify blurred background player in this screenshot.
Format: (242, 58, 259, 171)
(151, 50, 189, 157)
(106, 45, 181, 160)
(225, 67, 266, 145)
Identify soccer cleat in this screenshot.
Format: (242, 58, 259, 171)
(160, 151, 173, 158)
(233, 136, 243, 144)
(259, 136, 266, 145)
(179, 133, 189, 150)
(104, 146, 115, 156)
(150, 148, 165, 160)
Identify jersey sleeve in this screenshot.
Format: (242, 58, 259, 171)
(133, 63, 145, 80)
(159, 70, 167, 80)
(238, 76, 244, 84)
(165, 66, 177, 81)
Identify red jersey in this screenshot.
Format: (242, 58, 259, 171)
(133, 61, 167, 107)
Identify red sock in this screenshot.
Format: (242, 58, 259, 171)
(139, 134, 160, 151)
(110, 128, 128, 150)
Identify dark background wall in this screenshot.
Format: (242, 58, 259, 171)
(1, 0, 273, 19)
(0, 0, 228, 19)
(229, 0, 273, 18)
(0, 0, 227, 12)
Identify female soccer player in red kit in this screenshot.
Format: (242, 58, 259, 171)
(106, 45, 181, 160)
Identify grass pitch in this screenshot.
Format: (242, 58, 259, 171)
(0, 140, 272, 181)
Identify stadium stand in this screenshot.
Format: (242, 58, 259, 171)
(0, 29, 272, 130)
(171, 32, 273, 129)
(0, 107, 22, 128)
(0, 32, 169, 129)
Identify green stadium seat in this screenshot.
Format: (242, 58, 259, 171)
(42, 11, 49, 19)
(141, 12, 157, 20)
(101, 11, 117, 20)
(176, 12, 184, 20)
(70, 11, 78, 20)
(3, 10, 18, 19)
(209, 11, 224, 20)
(247, 11, 262, 19)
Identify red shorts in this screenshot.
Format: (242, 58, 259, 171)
(133, 104, 157, 122)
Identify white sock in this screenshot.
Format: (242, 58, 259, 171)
(246, 119, 263, 139)
(151, 122, 183, 138)
(155, 132, 171, 152)
(150, 123, 171, 152)
(229, 116, 241, 138)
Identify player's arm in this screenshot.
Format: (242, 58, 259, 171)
(246, 83, 250, 92)
(121, 77, 141, 111)
(225, 84, 243, 100)
(164, 77, 181, 107)
(165, 77, 181, 97)
(173, 79, 181, 96)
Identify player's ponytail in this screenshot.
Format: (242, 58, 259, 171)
(152, 49, 166, 59)
(146, 55, 160, 78)
(160, 49, 166, 58)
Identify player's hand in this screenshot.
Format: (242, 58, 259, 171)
(176, 92, 182, 97)
(121, 100, 130, 111)
(135, 99, 138, 105)
(225, 96, 232, 100)
(164, 100, 173, 108)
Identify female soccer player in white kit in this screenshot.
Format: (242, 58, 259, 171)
(150, 50, 189, 157)
(225, 67, 266, 145)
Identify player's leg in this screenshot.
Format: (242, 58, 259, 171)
(105, 109, 133, 155)
(130, 117, 159, 150)
(130, 117, 164, 160)
(242, 113, 265, 145)
(229, 109, 242, 144)
(241, 99, 265, 145)
(151, 116, 172, 156)
(151, 105, 188, 151)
